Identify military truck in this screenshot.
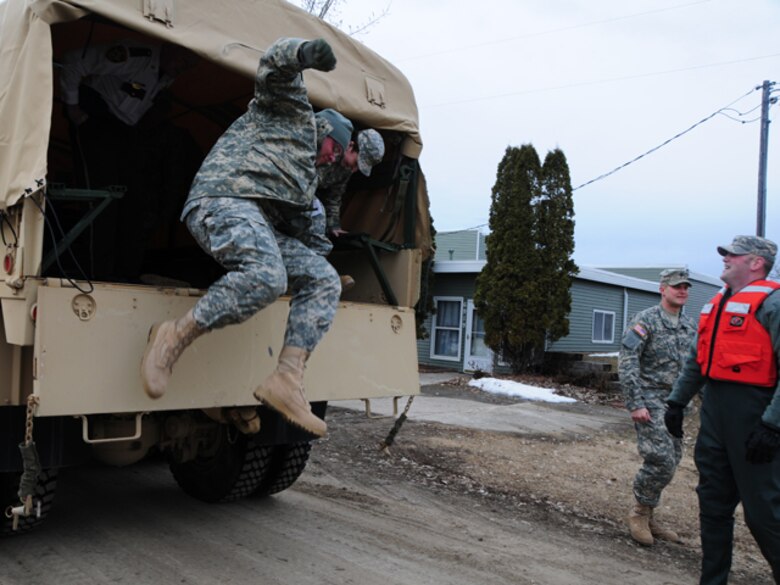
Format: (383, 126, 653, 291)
(0, 0, 433, 533)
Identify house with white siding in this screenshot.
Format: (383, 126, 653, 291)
(418, 229, 722, 373)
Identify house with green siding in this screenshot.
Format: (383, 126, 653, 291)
(418, 229, 722, 373)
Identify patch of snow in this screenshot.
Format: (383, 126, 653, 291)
(468, 378, 577, 403)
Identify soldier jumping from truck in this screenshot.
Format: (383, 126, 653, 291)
(140, 37, 353, 437)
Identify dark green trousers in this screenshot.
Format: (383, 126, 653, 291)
(695, 381, 780, 585)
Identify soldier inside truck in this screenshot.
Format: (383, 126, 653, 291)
(44, 20, 400, 292)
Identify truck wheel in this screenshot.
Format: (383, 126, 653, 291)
(170, 427, 273, 503)
(0, 469, 58, 536)
(253, 442, 313, 497)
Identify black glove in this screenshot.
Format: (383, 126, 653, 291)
(664, 401, 685, 438)
(745, 422, 780, 464)
(298, 39, 336, 72)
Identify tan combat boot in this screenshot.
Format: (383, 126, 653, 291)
(340, 275, 355, 292)
(649, 509, 681, 543)
(627, 502, 654, 546)
(141, 309, 204, 399)
(253, 346, 327, 437)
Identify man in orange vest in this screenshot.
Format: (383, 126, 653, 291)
(665, 235, 780, 585)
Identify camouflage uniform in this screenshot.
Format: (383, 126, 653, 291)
(619, 303, 696, 506)
(305, 116, 385, 257)
(180, 38, 339, 351)
(302, 112, 354, 256)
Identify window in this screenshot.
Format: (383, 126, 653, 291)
(431, 297, 463, 360)
(592, 310, 615, 343)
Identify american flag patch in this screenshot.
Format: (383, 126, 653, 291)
(632, 324, 648, 338)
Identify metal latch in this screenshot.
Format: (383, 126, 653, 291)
(365, 76, 386, 109)
(78, 413, 146, 444)
(143, 0, 174, 27)
(360, 396, 402, 419)
(5, 497, 41, 530)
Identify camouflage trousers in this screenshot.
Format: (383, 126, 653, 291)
(301, 198, 333, 256)
(185, 197, 340, 351)
(633, 397, 683, 507)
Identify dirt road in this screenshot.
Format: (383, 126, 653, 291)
(0, 377, 773, 585)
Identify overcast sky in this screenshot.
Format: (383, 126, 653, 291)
(327, 0, 779, 279)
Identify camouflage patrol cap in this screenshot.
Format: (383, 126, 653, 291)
(717, 235, 777, 264)
(316, 108, 353, 151)
(356, 129, 385, 176)
(660, 268, 691, 286)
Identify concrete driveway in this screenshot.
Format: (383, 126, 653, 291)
(332, 372, 630, 438)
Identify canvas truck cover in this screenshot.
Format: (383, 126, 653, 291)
(0, 0, 424, 210)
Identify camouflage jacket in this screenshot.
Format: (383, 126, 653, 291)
(183, 38, 317, 215)
(312, 112, 352, 232)
(618, 304, 696, 412)
(316, 162, 352, 231)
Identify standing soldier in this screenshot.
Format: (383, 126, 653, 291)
(666, 236, 780, 584)
(619, 268, 696, 545)
(140, 37, 351, 438)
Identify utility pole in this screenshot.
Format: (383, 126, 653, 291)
(756, 80, 775, 237)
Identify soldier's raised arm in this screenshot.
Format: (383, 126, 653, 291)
(253, 37, 335, 110)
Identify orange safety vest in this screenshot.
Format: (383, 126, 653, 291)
(696, 279, 780, 387)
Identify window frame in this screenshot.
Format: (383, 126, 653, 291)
(592, 309, 616, 344)
(430, 296, 464, 361)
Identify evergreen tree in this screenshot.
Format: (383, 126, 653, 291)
(475, 144, 578, 372)
(474, 145, 540, 371)
(536, 149, 578, 344)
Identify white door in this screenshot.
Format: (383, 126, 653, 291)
(464, 300, 493, 373)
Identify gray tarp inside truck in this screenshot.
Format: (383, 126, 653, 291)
(0, 0, 424, 210)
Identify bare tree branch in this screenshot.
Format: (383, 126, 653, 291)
(295, 0, 391, 37)
(345, 4, 391, 36)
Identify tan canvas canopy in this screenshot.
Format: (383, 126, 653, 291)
(0, 0, 423, 210)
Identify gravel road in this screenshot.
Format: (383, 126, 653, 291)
(0, 377, 773, 585)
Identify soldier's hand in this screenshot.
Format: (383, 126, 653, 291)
(299, 39, 336, 72)
(630, 407, 651, 424)
(745, 422, 780, 464)
(664, 401, 685, 438)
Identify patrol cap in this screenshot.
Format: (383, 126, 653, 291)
(356, 129, 385, 176)
(660, 268, 691, 286)
(717, 235, 777, 264)
(317, 108, 353, 151)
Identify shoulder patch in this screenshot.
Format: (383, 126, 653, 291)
(632, 323, 648, 339)
(105, 45, 128, 63)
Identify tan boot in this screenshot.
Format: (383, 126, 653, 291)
(340, 275, 355, 292)
(141, 309, 203, 399)
(649, 509, 681, 543)
(253, 346, 326, 437)
(627, 502, 654, 546)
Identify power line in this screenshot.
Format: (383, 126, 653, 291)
(423, 52, 780, 109)
(572, 85, 764, 191)
(397, 0, 711, 63)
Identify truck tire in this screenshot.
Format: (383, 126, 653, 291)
(0, 469, 58, 536)
(170, 427, 273, 503)
(253, 442, 312, 497)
